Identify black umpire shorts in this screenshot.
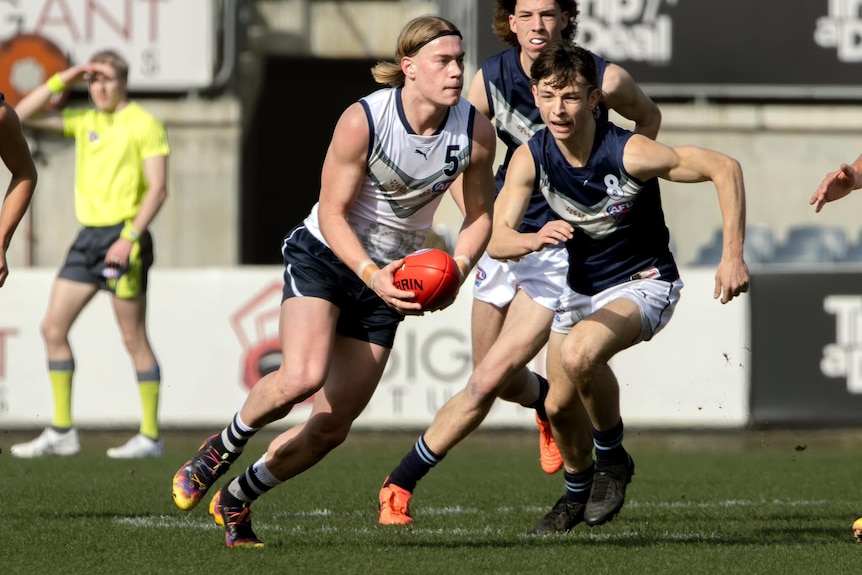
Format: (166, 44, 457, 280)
(58, 223, 154, 299)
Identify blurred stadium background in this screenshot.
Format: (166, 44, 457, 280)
(2, 0, 862, 432)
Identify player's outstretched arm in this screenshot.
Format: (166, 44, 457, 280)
(810, 154, 862, 213)
(698, 148, 750, 304)
(624, 136, 749, 304)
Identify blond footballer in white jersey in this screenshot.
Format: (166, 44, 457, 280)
(304, 86, 476, 267)
(169, 16, 497, 547)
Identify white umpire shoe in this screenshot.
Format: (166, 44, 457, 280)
(10, 427, 81, 458)
(107, 433, 164, 459)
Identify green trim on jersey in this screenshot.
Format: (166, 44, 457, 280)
(62, 102, 170, 226)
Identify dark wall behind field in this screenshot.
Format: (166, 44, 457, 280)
(241, 57, 379, 264)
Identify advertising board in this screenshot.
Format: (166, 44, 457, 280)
(476, 0, 862, 99)
(0, 0, 214, 99)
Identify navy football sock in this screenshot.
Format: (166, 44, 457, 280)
(386, 435, 444, 492)
(593, 419, 627, 466)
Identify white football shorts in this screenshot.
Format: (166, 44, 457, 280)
(552, 277, 684, 344)
(472, 245, 568, 311)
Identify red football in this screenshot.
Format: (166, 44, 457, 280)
(393, 248, 461, 311)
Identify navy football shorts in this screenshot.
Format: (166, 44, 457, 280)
(280, 225, 403, 348)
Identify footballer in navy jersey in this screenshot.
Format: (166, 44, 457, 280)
(491, 39, 748, 533)
(528, 122, 679, 295)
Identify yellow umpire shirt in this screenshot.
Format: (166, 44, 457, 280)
(62, 102, 170, 227)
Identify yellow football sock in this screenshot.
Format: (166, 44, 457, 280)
(49, 366, 74, 429)
(137, 380, 160, 439)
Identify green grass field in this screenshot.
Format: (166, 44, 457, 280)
(2, 428, 861, 575)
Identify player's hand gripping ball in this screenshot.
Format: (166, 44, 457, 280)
(853, 517, 862, 542)
(393, 248, 461, 312)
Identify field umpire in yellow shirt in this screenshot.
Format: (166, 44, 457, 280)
(12, 49, 170, 459)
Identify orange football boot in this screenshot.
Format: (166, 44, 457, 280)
(536, 413, 563, 474)
(378, 477, 414, 525)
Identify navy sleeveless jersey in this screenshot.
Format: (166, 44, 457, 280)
(481, 46, 609, 232)
(528, 121, 679, 295)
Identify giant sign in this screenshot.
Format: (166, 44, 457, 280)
(0, 0, 214, 94)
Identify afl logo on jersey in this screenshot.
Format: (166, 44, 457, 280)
(606, 201, 633, 217)
(432, 180, 455, 193)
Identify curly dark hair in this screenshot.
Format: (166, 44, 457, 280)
(492, 1, 579, 47)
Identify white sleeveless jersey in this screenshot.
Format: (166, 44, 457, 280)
(304, 87, 475, 265)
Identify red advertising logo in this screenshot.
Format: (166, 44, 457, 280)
(229, 281, 284, 391)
